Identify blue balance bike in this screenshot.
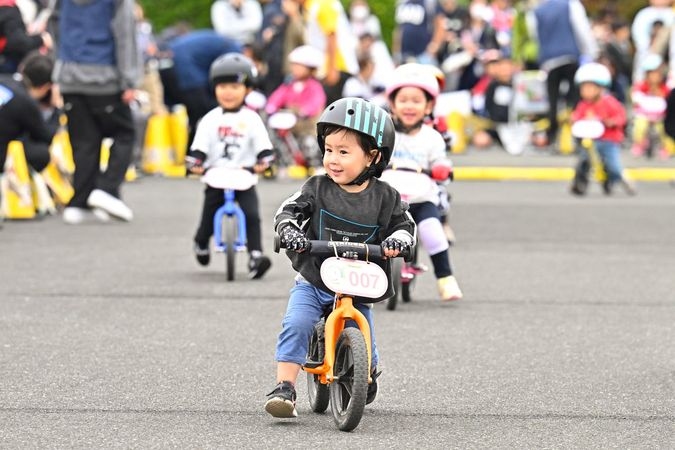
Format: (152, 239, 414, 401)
(201, 166, 258, 281)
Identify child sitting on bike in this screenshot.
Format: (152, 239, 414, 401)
(264, 97, 416, 418)
(385, 63, 463, 302)
(570, 62, 635, 196)
(185, 53, 275, 279)
(630, 53, 671, 159)
(264, 45, 327, 168)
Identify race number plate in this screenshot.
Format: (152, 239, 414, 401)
(320, 257, 388, 299)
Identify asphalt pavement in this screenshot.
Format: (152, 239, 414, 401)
(1, 149, 674, 448)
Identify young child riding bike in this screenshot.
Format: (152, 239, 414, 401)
(185, 52, 275, 279)
(570, 62, 635, 196)
(264, 97, 416, 418)
(630, 53, 671, 159)
(385, 63, 463, 302)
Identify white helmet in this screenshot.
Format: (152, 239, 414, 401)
(288, 45, 324, 69)
(641, 53, 663, 72)
(574, 62, 611, 88)
(385, 63, 440, 100)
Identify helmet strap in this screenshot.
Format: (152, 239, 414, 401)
(346, 165, 377, 186)
(393, 116, 424, 134)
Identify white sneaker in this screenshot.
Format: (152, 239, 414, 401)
(87, 189, 133, 222)
(63, 207, 111, 224)
(438, 275, 463, 301)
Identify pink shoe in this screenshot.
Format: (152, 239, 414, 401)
(631, 144, 645, 157)
(658, 147, 670, 160)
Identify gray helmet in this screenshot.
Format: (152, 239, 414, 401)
(209, 52, 257, 87)
(316, 97, 395, 178)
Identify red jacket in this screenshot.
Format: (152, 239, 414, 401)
(571, 94, 626, 143)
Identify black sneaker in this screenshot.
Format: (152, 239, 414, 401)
(265, 381, 297, 418)
(366, 367, 381, 405)
(248, 255, 271, 279)
(602, 180, 613, 196)
(193, 242, 210, 266)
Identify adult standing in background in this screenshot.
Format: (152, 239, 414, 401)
(302, 0, 358, 104)
(529, 0, 598, 147)
(158, 29, 243, 146)
(631, 0, 673, 83)
(392, 0, 437, 65)
(211, 0, 263, 48)
(53, 0, 140, 224)
(257, 0, 304, 95)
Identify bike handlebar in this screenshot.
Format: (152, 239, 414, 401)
(274, 236, 411, 260)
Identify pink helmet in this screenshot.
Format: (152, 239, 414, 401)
(385, 63, 440, 100)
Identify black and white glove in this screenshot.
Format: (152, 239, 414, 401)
(381, 237, 411, 254)
(185, 150, 207, 173)
(279, 223, 310, 252)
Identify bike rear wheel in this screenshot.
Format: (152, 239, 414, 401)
(223, 215, 237, 281)
(306, 320, 329, 413)
(386, 258, 402, 310)
(330, 328, 369, 431)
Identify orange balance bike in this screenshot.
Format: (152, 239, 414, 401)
(274, 238, 408, 431)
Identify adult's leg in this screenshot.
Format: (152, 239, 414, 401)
(63, 94, 104, 208)
(93, 94, 135, 198)
(21, 139, 51, 172)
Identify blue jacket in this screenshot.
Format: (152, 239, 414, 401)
(168, 30, 243, 91)
(534, 0, 580, 64)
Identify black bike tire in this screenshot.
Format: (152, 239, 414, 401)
(387, 258, 402, 310)
(330, 328, 368, 431)
(224, 215, 236, 281)
(402, 279, 413, 302)
(306, 320, 329, 413)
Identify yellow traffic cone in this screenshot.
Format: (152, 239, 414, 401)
(169, 104, 189, 164)
(41, 125, 75, 206)
(1, 141, 36, 219)
(447, 111, 467, 153)
(142, 113, 174, 175)
(31, 171, 56, 216)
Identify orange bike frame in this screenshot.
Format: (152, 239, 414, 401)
(303, 295, 373, 386)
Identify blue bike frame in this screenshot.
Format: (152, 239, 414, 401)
(212, 188, 248, 252)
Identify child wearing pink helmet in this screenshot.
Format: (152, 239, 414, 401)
(385, 63, 463, 302)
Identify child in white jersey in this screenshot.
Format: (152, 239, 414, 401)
(385, 63, 463, 301)
(185, 53, 274, 279)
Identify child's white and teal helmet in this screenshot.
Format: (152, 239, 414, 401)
(316, 97, 396, 183)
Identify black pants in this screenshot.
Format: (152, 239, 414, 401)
(20, 138, 51, 172)
(545, 62, 579, 142)
(63, 93, 135, 208)
(194, 184, 264, 253)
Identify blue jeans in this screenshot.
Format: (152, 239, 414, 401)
(576, 139, 623, 184)
(275, 280, 379, 366)
(595, 140, 624, 183)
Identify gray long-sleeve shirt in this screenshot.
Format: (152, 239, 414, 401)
(274, 175, 416, 302)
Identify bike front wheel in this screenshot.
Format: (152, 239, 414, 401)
(306, 320, 329, 413)
(330, 327, 369, 431)
(223, 215, 237, 281)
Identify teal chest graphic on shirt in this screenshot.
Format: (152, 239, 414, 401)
(318, 209, 379, 243)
